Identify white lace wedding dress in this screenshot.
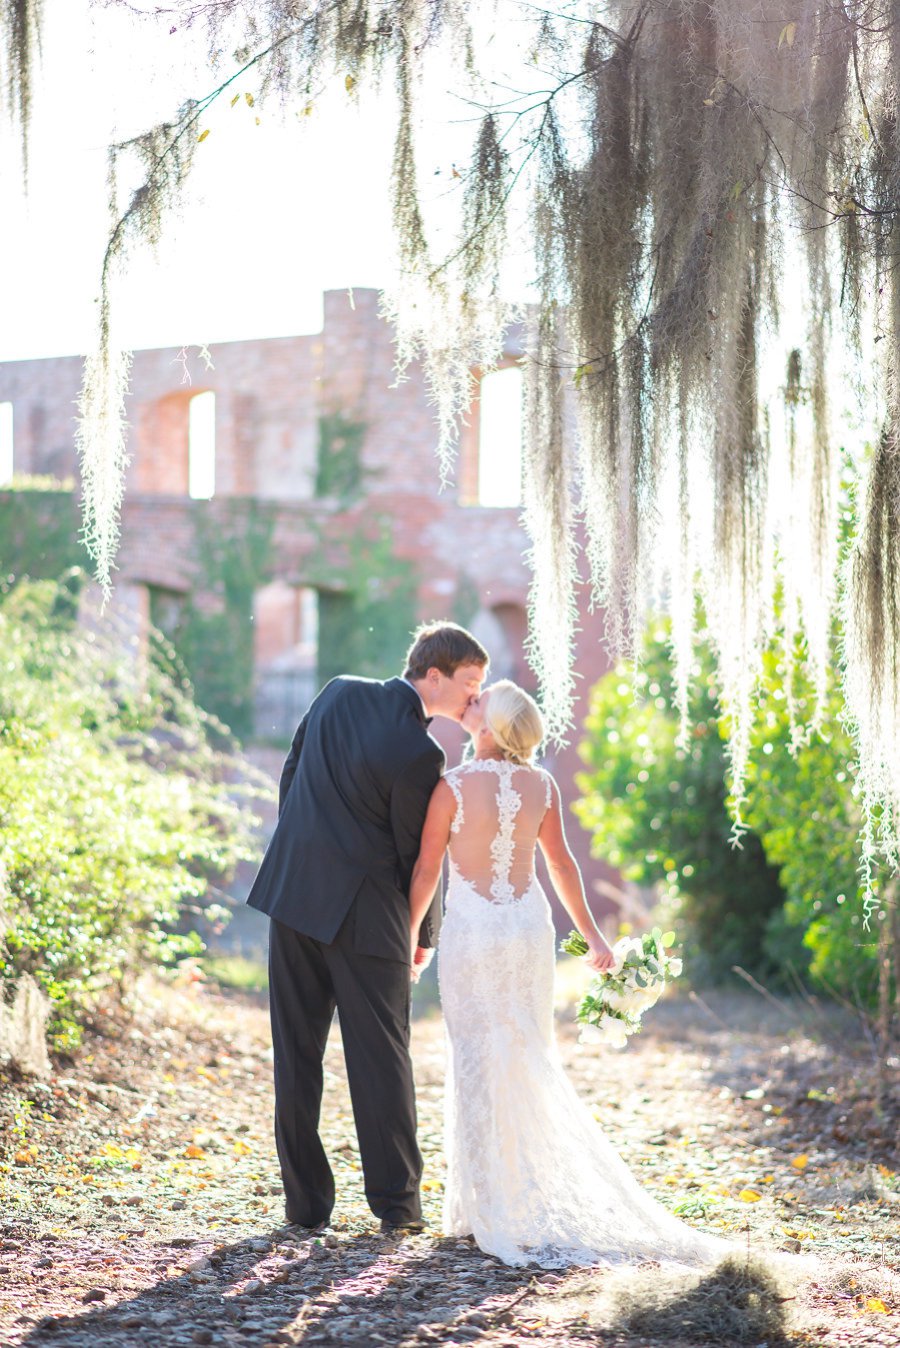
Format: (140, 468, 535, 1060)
(437, 758, 728, 1269)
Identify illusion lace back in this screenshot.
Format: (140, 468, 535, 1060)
(438, 759, 728, 1269)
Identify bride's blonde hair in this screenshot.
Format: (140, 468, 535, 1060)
(483, 680, 544, 765)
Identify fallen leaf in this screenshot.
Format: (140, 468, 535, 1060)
(197, 129, 210, 143)
(864, 1298, 891, 1313)
(738, 1189, 762, 1203)
(791, 1154, 809, 1170)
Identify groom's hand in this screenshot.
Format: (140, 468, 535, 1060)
(411, 945, 435, 983)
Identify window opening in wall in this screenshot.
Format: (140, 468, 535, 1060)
(299, 586, 319, 660)
(149, 586, 186, 639)
(460, 363, 524, 508)
(253, 583, 320, 739)
(477, 365, 523, 507)
(188, 391, 216, 499)
(0, 403, 13, 486)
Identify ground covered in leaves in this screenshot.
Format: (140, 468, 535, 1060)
(1, 975, 899, 1347)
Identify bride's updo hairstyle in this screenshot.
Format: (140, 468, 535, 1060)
(483, 680, 544, 765)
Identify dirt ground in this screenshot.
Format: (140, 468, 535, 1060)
(1, 970, 899, 1348)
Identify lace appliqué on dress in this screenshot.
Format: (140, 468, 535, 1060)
(488, 764, 523, 903)
(445, 771, 465, 835)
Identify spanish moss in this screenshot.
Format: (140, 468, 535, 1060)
(30, 0, 900, 904)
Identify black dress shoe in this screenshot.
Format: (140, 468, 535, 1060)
(380, 1217, 426, 1235)
(280, 1218, 329, 1237)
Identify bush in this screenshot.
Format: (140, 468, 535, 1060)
(576, 619, 889, 1006)
(0, 576, 263, 1050)
(743, 645, 882, 1003)
(575, 628, 786, 982)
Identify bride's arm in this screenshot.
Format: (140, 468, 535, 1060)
(409, 779, 455, 955)
(537, 776, 616, 972)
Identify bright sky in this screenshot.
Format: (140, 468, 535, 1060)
(0, 0, 412, 360)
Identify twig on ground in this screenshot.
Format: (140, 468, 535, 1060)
(731, 966, 803, 1022)
(687, 989, 732, 1032)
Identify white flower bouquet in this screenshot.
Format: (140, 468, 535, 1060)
(560, 927, 683, 1049)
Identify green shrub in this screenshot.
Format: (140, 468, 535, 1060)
(0, 577, 263, 1050)
(575, 629, 786, 982)
(576, 618, 888, 1005)
(743, 645, 882, 1003)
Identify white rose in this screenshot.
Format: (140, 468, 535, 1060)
(628, 985, 662, 1014)
(584, 1018, 629, 1050)
(600, 987, 630, 1013)
(612, 936, 643, 966)
(604, 1018, 631, 1049)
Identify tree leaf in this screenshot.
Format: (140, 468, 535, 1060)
(197, 129, 210, 143)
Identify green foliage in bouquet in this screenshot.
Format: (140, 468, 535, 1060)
(0, 576, 265, 1050)
(560, 928, 682, 1045)
(575, 631, 786, 981)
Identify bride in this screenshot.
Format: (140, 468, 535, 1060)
(409, 680, 726, 1269)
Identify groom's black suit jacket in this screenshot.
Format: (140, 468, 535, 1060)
(246, 676, 445, 963)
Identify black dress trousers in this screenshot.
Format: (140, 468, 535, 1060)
(268, 915, 422, 1227)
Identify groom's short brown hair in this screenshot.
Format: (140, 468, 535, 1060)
(403, 622, 489, 680)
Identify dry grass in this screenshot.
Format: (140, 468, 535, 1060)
(544, 1253, 802, 1345)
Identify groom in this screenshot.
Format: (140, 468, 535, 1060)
(247, 621, 489, 1233)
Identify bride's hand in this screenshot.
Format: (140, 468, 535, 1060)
(585, 936, 617, 973)
(411, 944, 434, 984)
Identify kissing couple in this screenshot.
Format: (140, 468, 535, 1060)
(247, 622, 725, 1268)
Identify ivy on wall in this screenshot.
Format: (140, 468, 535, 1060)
(0, 467, 419, 743)
(313, 523, 418, 687)
(452, 571, 481, 628)
(314, 411, 367, 503)
(162, 501, 275, 740)
(0, 482, 85, 583)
